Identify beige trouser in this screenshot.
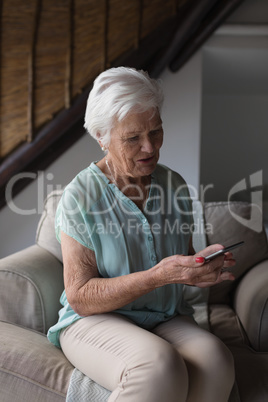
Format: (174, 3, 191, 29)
(60, 313, 235, 402)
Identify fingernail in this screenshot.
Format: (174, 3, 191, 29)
(195, 256, 205, 263)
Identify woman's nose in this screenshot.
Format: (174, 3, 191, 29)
(141, 137, 154, 153)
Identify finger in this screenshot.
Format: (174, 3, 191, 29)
(194, 270, 221, 286)
(220, 271, 236, 281)
(195, 256, 205, 265)
(193, 262, 224, 283)
(186, 244, 226, 267)
(192, 254, 224, 269)
(223, 251, 234, 260)
(222, 258, 236, 268)
(175, 253, 227, 284)
(172, 255, 221, 286)
(195, 244, 225, 263)
(175, 254, 206, 268)
(191, 255, 228, 284)
(201, 243, 224, 256)
(203, 254, 225, 271)
(195, 270, 235, 288)
(193, 254, 225, 277)
(222, 252, 236, 268)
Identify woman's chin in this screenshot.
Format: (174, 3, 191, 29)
(136, 165, 157, 177)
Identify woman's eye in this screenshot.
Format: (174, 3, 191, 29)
(151, 129, 162, 136)
(127, 136, 139, 143)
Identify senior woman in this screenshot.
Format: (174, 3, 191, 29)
(48, 67, 235, 402)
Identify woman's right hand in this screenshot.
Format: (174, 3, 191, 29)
(152, 244, 236, 289)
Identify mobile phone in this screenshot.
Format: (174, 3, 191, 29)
(204, 241, 245, 262)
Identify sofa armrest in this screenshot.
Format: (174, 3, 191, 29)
(0, 321, 73, 400)
(0, 245, 63, 334)
(234, 259, 268, 352)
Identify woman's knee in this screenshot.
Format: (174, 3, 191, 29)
(212, 338, 235, 385)
(138, 343, 188, 402)
(152, 342, 187, 379)
(208, 336, 234, 373)
(190, 334, 235, 384)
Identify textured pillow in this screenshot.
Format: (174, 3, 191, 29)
(36, 190, 64, 262)
(0, 321, 73, 401)
(204, 201, 268, 304)
(0, 245, 63, 333)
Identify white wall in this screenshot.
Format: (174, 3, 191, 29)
(160, 51, 202, 193)
(200, 29, 268, 222)
(201, 94, 268, 199)
(0, 51, 202, 258)
(0, 136, 103, 259)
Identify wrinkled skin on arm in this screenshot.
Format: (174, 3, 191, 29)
(62, 232, 235, 317)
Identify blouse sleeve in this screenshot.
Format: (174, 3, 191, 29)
(55, 185, 94, 251)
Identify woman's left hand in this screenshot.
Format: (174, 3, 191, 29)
(151, 244, 236, 289)
(194, 245, 236, 288)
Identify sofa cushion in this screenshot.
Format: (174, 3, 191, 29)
(0, 321, 73, 402)
(209, 304, 248, 346)
(0, 245, 64, 333)
(209, 305, 268, 402)
(234, 260, 268, 352)
(204, 202, 268, 304)
(36, 190, 63, 262)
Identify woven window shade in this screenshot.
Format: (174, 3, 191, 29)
(177, 0, 189, 11)
(107, 0, 140, 65)
(34, 1, 70, 129)
(72, 0, 106, 98)
(0, 0, 185, 160)
(0, 0, 245, 209)
(141, 0, 177, 39)
(0, 0, 36, 157)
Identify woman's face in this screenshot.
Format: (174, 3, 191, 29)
(107, 108, 163, 178)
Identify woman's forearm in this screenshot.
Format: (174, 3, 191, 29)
(61, 231, 163, 316)
(68, 268, 158, 316)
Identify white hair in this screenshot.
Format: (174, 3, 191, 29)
(84, 67, 164, 147)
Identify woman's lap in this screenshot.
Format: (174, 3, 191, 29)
(60, 313, 234, 402)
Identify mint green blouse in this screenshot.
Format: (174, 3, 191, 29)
(47, 162, 194, 348)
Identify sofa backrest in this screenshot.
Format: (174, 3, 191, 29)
(203, 201, 268, 304)
(36, 190, 63, 263)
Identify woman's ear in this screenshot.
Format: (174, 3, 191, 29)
(98, 141, 106, 152)
(97, 132, 109, 152)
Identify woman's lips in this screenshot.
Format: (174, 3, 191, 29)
(137, 156, 155, 163)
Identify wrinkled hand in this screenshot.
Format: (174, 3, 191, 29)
(155, 244, 236, 288)
(194, 244, 236, 287)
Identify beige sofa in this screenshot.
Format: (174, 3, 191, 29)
(1, 190, 268, 401)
